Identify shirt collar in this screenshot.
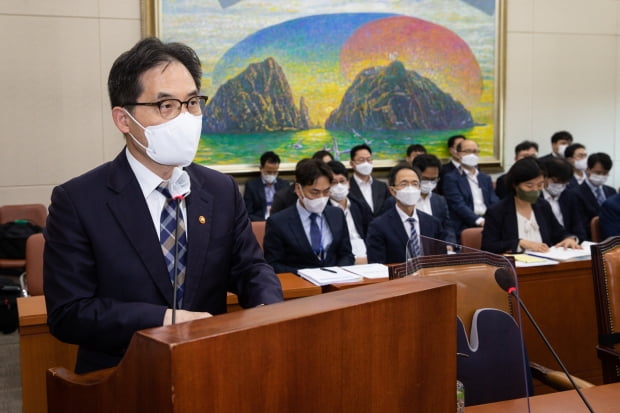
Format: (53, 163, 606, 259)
(394, 204, 418, 223)
(125, 148, 187, 198)
(353, 173, 373, 185)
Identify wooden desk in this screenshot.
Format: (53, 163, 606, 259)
(467, 382, 620, 412)
(516, 259, 603, 391)
(17, 295, 78, 413)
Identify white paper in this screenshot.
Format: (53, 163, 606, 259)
(297, 267, 363, 286)
(525, 246, 591, 262)
(339, 263, 389, 279)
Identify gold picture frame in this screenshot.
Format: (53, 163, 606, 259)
(141, 0, 505, 174)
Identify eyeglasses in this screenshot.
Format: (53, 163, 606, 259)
(392, 181, 420, 189)
(124, 95, 208, 120)
(459, 149, 479, 155)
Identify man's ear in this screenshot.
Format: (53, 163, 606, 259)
(112, 107, 131, 134)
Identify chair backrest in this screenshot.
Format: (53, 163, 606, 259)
(591, 236, 620, 382)
(591, 216, 601, 242)
(251, 221, 266, 251)
(24, 233, 45, 295)
(0, 203, 47, 227)
(460, 227, 483, 250)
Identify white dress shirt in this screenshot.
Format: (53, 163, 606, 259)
(295, 200, 333, 258)
(542, 188, 564, 225)
(330, 198, 366, 258)
(353, 174, 374, 212)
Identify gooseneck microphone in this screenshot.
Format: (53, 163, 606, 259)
(171, 195, 185, 325)
(494, 268, 595, 413)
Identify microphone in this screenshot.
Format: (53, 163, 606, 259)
(494, 268, 595, 413)
(171, 194, 185, 325)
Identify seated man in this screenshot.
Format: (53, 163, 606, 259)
(600, 193, 620, 240)
(564, 143, 587, 187)
(243, 151, 289, 221)
(366, 163, 446, 264)
(263, 159, 354, 274)
(540, 157, 586, 242)
(405, 144, 427, 164)
(438, 134, 465, 194)
(442, 139, 498, 238)
(348, 144, 390, 216)
(572, 152, 617, 239)
(327, 160, 373, 263)
(495, 140, 538, 199)
(538, 130, 573, 162)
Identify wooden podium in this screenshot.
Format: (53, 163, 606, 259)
(47, 277, 456, 412)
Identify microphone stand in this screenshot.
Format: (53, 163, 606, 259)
(510, 290, 595, 413)
(171, 196, 184, 325)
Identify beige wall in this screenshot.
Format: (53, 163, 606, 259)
(1, 0, 619, 207)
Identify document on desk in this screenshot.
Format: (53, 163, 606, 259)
(297, 267, 363, 286)
(339, 263, 389, 279)
(509, 254, 559, 267)
(525, 246, 591, 262)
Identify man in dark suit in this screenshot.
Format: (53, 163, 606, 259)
(243, 151, 289, 221)
(495, 140, 538, 199)
(263, 159, 354, 274)
(43, 38, 283, 374)
(348, 144, 389, 216)
(326, 160, 373, 262)
(442, 139, 499, 238)
(366, 163, 446, 264)
(600, 193, 620, 239)
(572, 152, 617, 239)
(538, 130, 573, 162)
(437, 134, 465, 194)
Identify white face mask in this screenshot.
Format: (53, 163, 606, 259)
(125, 110, 202, 167)
(355, 161, 373, 176)
(460, 153, 479, 168)
(330, 183, 349, 202)
(546, 182, 566, 198)
(557, 144, 568, 158)
(395, 186, 421, 207)
(302, 196, 329, 214)
(573, 158, 587, 171)
(420, 180, 437, 195)
(262, 173, 278, 184)
(589, 173, 608, 187)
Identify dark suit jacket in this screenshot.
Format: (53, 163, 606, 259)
(481, 196, 572, 254)
(243, 176, 289, 221)
(366, 206, 446, 264)
(43, 150, 283, 373)
(540, 190, 586, 242)
(495, 174, 507, 199)
(572, 182, 617, 239)
(263, 204, 354, 274)
(600, 193, 620, 240)
(442, 169, 498, 236)
(270, 185, 297, 215)
(437, 161, 458, 195)
(341, 196, 373, 239)
(348, 176, 390, 216)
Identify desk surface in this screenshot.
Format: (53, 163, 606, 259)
(227, 272, 321, 305)
(467, 382, 620, 412)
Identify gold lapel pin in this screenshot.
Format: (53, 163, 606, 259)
(199, 216, 206, 224)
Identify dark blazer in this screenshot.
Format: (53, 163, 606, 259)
(348, 176, 390, 216)
(481, 196, 572, 254)
(263, 204, 354, 274)
(442, 169, 499, 236)
(43, 150, 283, 373)
(366, 206, 446, 264)
(437, 161, 458, 195)
(243, 176, 289, 221)
(572, 182, 617, 239)
(600, 193, 620, 240)
(270, 185, 297, 215)
(494, 174, 507, 199)
(540, 190, 587, 242)
(342, 196, 373, 239)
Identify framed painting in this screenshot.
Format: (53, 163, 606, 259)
(142, 0, 505, 173)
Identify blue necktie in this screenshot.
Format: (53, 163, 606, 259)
(157, 182, 187, 308)
(406, 217, 422, 258)
(309, 213, 322, 260)
(596, 186, 606, 206)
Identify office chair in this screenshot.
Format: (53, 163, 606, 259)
(590, 216, 601, 243)
(459, 227, 482, 250)
(22, 233, 45, 296)
(251, 220, 266, 251)
(0, 203, 47, 271)
(591, 236, 620, 383)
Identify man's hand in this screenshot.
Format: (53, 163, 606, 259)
(163, 309, 213, 326)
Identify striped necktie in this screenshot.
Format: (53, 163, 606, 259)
(595, 186, 606, 206)
(406, 217, 422, 258)
(156, 182, 187, 308)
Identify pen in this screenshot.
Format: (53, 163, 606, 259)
(320, 267, 337, 273)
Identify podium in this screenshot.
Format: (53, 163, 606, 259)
(47, 277, 456, 412)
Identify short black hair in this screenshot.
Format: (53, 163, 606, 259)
(550, 130, 573, 144)
(447, 135, 466, 149)
(387, 162, 421, 186)
(588, 152, 613, 171)
(505, 157, 543, 195)
(108, 37, 202, 109)
(411, 154, 442, 173)
(406, 144, 427, 157)
(260, 151, 280, 167)
(312, 150, 333, 162)
(327, 160, 348, 179)
(542, 158, 573, 182)
(295, 158, 333, 186)
(350, 144, 372, 161)
(514, 140, 539, 155)
(564, 143, 585, 159)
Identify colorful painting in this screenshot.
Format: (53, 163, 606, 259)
(142, 0, 504, 173)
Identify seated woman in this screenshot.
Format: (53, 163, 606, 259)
(481, 157, 580, 254)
